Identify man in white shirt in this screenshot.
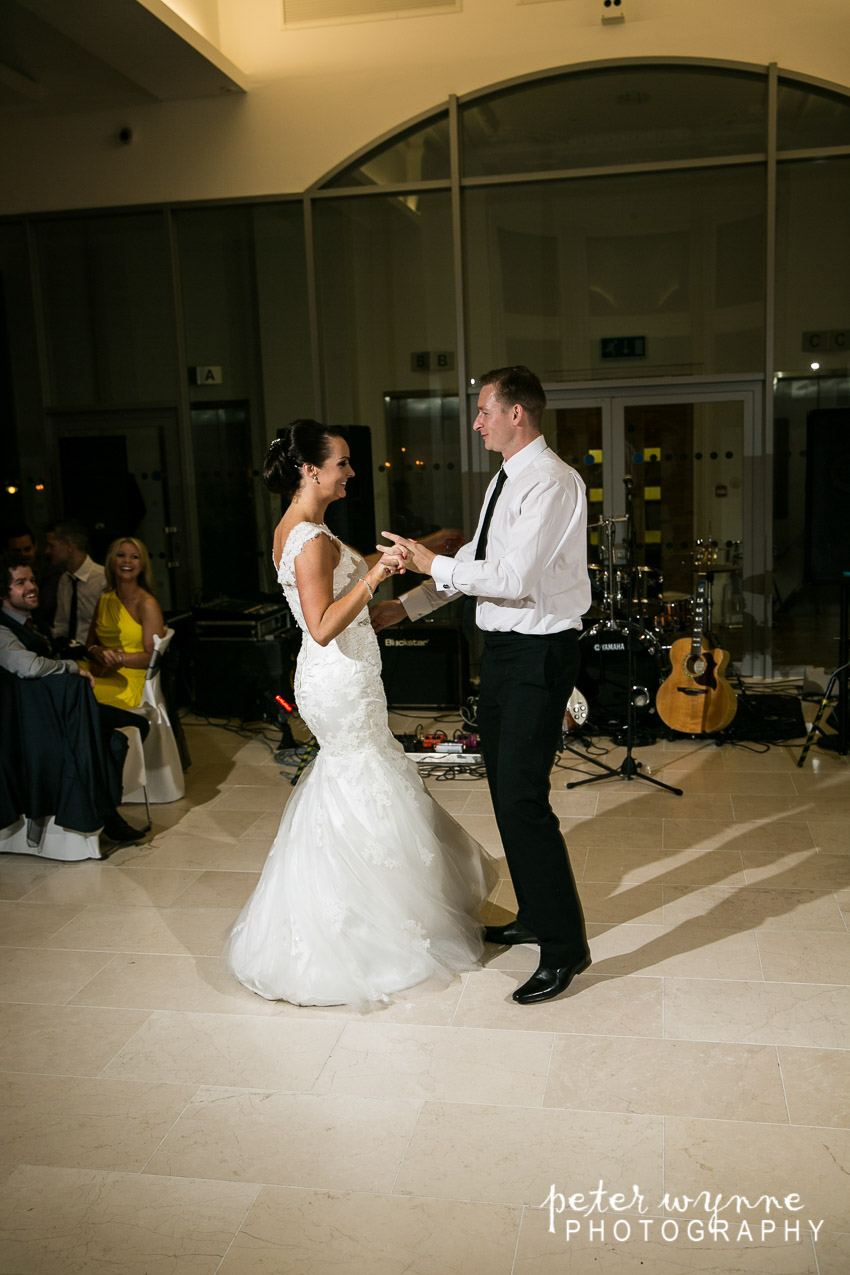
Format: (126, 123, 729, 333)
(47, 519, 106, 649)
(378, 366, 591, 1004)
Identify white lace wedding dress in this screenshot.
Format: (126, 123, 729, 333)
(227, 522, 497, 1007)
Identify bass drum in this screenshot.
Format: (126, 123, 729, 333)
(576, 622, 662, 732)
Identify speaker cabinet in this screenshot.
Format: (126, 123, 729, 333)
(806, 408, 850, 584)
(378, 621, 468, 709)
(192, 633, 298, 720)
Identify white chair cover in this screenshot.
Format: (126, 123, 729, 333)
(125, 627, 185, 803)
(0, 816, 102, 861)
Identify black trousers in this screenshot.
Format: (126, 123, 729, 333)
(477, 628, 588, 966)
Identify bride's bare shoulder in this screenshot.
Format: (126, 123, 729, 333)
(274, 517, 337, 572)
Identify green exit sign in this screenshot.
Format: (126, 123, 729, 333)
(601, 336, 646, 359)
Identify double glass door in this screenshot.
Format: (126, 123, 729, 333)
(467, 380, 768, 675)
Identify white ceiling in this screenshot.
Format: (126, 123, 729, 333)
(0, 0, 246, 118)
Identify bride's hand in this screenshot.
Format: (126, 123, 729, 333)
(376, 546, 407, 577)
(379, 532, 434, 576)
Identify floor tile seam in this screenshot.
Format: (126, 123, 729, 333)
(509, 1204, 526, 1275)
(311, 1017, 558, 1045)
(536, 1099, 796, 1126)
(300, 1018, 349, 1093)
(135, 1081, 211, 1175)
(654, 1112, 850, 1135)
(489, 969, 770, 983)
(772, 1044, 795, 1127)
(211, 1182, 264, 1275)
(1, 949, 123, 1006)
(9, 944, 228, 958)
(653, 919, 850, 935)
(664, 1032, 850, 1049)
(387, 1096, 427, 1196)
(447, 970, 470, 1029)
(123, 1174, 533, 1215)
(0, 1064, 209, 1084)
(185, 1085, 556, 1111)
(663, 973, 850, 989)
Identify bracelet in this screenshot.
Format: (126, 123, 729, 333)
(360, 578, 374, 600)
(117, 652, 124, 666)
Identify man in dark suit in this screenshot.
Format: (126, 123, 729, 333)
(0, 552, 146, 845)
(377, 366, 591, 1004)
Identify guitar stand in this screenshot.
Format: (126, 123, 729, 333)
(800, 668, 846, 765)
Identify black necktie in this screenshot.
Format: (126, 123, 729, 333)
(67, 575, 79, 643)
(474, 469, 507, 561)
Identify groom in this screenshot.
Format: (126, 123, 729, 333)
(376, 365, 591, 1004)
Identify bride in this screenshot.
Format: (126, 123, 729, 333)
(227, 420, 497, 1007)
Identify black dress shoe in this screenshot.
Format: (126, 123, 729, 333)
(484, 922, 538, 946)
(102, 815, 147, 844)
(512, 953, 591, 1004)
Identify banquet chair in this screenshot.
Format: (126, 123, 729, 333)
(122, 627, 185, 803)
(117, 724, 151, 829)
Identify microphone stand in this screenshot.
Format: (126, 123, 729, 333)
(566, 480, 682, 795)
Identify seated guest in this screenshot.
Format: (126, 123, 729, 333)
(85, 537, 165, 710)
(0, 552, 146, 844)
(5, 521, 62, 627)
(47, 519, 106, 650)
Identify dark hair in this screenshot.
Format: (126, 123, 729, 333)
(479, 365, 546, 426)
(263, 420, 347, 503)
(5, 522, 34, 546)
(0, 552, 33, 599)
(47, 518, 90, 553)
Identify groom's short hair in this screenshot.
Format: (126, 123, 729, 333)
(478, 365, 546, 427)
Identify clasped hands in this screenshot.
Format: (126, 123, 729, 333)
(89, 644, 124, 670)
(376, 533, 435, 578)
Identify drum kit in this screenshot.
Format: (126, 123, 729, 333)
(572, 518, 739, 736)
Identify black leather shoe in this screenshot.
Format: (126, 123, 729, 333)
(512, 953, 591, 1004)
(102, 815, 147, 844)
(484, 922, 538, 946)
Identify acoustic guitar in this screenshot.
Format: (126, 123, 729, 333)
(655, 581, 737, 734)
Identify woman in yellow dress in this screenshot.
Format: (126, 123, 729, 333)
(85, 537, 165, 709)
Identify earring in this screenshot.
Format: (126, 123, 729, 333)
(313, 474, 319, 484)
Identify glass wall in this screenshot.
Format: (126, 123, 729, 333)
(772, 157, 850, 666)
(35, 212, 175, 407)
(313, 192, 458, 540)
(0, 220, 42, 533)
(461, 65, 767, 175)
(4, 59, 850, 674)
(174, 202, 311, 594)
(463, 166, 766, 381)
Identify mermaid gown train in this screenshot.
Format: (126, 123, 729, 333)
(227, 522, 497, 1006)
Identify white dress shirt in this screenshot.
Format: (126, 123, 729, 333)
(401, 434, 590, 635)
(52, 556, 106, 644)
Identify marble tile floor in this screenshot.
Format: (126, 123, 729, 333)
(0, 714, 848, 1274)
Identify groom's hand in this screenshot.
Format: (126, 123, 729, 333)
(380, 532, 435, 576)
(369, 599, 406, 633)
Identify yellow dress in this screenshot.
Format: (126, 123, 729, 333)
(89, 591, 148, 709)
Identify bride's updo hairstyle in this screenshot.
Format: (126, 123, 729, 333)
(263, 419, 347, 502)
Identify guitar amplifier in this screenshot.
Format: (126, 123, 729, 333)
(192, 630, 299, 720)
(378, 621, 468, 709)
(194, 597, 290, 642)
